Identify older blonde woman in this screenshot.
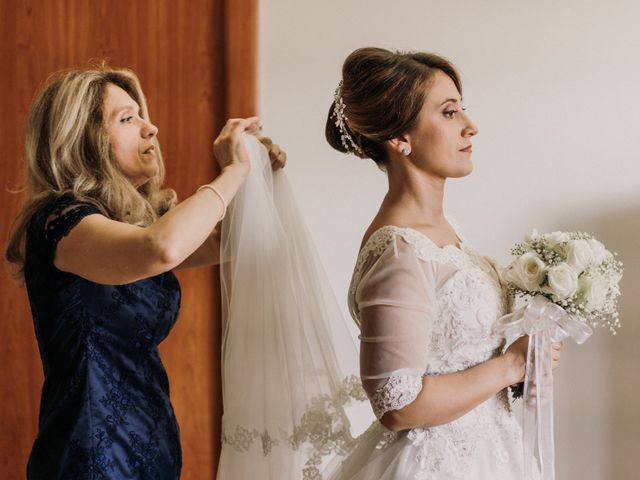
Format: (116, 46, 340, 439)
(5, 68, 284, 480)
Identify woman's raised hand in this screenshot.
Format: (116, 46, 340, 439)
(257, 135, 287, 170)
(213, 117, 260, 175)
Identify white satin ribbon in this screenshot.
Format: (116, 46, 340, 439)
(494, 295, 593, 480)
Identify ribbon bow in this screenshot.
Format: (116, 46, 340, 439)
(494, 295, 593, 480)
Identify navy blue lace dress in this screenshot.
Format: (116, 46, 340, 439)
(24, 195, 182, 479)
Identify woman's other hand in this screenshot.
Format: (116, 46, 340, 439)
(213, 117, 260, 175)
(257, 135, 287, 170)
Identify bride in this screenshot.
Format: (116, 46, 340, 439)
(323, 47, 563, 479)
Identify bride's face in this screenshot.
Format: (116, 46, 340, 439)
(406, 70, 478, 178)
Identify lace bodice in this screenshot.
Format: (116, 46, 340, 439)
(349, 224, 509, 385)
(343, 225, 524, 479)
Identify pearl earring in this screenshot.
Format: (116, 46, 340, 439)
(402, 146, 411, 156)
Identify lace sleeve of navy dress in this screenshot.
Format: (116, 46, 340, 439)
(24, 194, 182, 480)
(26, 194, 100, 268)
(43, 198, 100, 246)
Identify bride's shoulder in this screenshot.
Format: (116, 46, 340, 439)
(356, 225, 439, 269)
(358, 225, 405, 259)
(359, 215, 421, 252)
(349, 225, 421, 300)
(360, 219, 391, 249)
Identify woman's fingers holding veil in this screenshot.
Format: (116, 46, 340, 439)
(270, 146, 287, 170)
(213, 117, 260, 172)
(257, 135, 287, 170)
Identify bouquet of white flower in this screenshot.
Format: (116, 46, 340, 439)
(503, 229, 623, 332)
(495, 230, 623, 480)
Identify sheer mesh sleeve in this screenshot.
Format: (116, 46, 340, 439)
(354, 234, 437, 419)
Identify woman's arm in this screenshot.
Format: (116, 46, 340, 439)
(173, 135, 286, 271)
(380, 337, 562, 431)
(55, 164, 246, 284)
(54, 118, 255, 285)
(174, 225, 221, 270)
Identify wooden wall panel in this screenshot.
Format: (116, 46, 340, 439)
(0, 1, 257, 478)
(224, 0, 258, 118)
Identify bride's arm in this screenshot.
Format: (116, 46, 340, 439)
(381, 339, 522, 431)
(357, 238, 562, 433)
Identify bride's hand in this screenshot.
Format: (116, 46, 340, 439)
(503, 336, 564, 384)
(503, 336, 529, 384)
(213, 117, 260, 175)
(550, 341, 563, 370)
(257, 135, 287, 170)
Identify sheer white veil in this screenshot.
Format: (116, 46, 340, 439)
(216, 134, 366, 479)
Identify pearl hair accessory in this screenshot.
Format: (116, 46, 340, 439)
(332, 81, 364, 156)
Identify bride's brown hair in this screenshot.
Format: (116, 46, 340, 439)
(325, 47, 462, 170)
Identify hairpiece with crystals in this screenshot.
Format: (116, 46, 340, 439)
(332, 81, 364, 156)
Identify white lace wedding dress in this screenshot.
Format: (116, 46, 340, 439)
(326, 224, 540, 480)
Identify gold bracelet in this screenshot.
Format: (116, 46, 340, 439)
(197, 184, 227, 219)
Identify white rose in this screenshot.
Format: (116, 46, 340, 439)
(524, 228, 540, 245)
(566, 239, 596, 273)
(578, 273, 609, 311)
(504, 252, 546, 292)
(543, 263, 578, 300)
(587, 238, 609, 264)
(544, 231, 569, 247)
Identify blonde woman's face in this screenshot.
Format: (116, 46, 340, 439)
(408, 70, 478, 178)
(103, 83, 159, 187)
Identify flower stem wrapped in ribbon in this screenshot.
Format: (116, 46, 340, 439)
(494, 295, 592, 479)
(495, 230, 623, 480)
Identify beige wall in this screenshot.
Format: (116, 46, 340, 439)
(259, 0, 640, 478)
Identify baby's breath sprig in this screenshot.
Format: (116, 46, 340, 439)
(511, 243, 526, 256)
(568, 232, 594, 241)
(527, 239, 565, 266)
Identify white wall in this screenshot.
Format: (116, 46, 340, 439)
(259, 1, 640, 478)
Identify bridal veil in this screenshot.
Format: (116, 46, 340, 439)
(216, 135, 367, 479)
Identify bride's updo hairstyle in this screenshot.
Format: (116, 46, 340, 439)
(325, 47, 461, 170)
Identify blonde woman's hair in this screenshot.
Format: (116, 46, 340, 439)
(5, 66, 177, 281)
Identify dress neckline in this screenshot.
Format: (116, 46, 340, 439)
(359, 224, 465, 259)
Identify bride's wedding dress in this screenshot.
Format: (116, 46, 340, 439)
(325, 226, 540, 479)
